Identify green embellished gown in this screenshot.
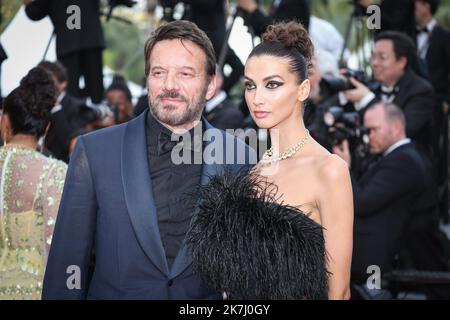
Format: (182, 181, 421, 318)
(0, 145, 67, 299)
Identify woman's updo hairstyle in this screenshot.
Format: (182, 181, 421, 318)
(248, 21, 314, 83)
(3, 67, 56, 137)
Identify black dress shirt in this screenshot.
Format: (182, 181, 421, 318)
(145, 112, 203, 269)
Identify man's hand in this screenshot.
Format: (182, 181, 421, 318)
(332, 139, 352, 167)
(23, 0, 33, 5)
(343, 77, 370, 103)
(237, 0, 258, 13)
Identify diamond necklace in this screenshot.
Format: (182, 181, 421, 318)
(260, 129, 310, 164)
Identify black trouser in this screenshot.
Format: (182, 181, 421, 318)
(440, 108, 449, 222)
(59, 48, 104, 104)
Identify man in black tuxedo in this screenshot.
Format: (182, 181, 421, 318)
(342, 31, 437, 163)
(42, 20, 256, 299)
(415, 0, 450, 222)
(203, 67, 245, 131)
(415, 0, 450, 98)
(38, 61, 86, 163)
(237, 0, 311, 35)
(24, 0, 105, 104)
(333, 102, 441, 297)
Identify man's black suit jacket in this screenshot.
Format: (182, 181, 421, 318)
(351, 143, 434, 276)
(243, 0, 311, 37)
(424, 25, 450, 105)
(46, 93, 85, 163)
(25, 0, 105, 57)
(367, 69, 436, 159)
(203, 98, 245, 131)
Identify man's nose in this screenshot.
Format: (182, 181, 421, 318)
(164, 72, 180, 91)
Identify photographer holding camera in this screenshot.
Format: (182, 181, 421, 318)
(340, 31, 437, 165)
(304, 53, 370, 174)
(38, 61, 87, 163)
(333, 102, 446, 298)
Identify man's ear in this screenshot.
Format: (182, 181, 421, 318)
(59, 80, 68, 93)
(398, 56, 408, 70)
(205, 74, 217, 101)
(297, 79, 311, 102)
(392, 119, 404, 137)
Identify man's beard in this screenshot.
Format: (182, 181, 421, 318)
(148, 86, 207, 127)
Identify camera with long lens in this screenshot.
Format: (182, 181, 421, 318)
(320, 68, 370, 96)
(78, 101, 119, 126)
(323, 106, 370, 147)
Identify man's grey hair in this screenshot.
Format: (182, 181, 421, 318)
(368, 102, 406, 127)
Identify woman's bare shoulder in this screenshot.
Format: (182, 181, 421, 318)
(316, 153, 350, 183)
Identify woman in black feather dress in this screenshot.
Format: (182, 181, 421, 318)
(187, 21, 353, 300)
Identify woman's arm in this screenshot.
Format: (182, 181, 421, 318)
(317, 154, 354, 300)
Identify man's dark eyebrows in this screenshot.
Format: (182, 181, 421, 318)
(180, 66, 196, 72)
(150, 66, 196, 72)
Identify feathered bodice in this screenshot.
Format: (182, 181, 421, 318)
(186, 170, 329, 300)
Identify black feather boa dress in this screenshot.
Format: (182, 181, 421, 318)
(185, 170, 329, 300)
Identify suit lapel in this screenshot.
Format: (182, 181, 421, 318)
(121, 110, 169, 276)
(170, 120, 223, 279)
(426, 26, 439, 62)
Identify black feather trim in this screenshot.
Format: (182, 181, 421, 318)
(186, 169, 329, 300)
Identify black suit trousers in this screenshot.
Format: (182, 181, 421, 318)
(60, 48, 104, 104)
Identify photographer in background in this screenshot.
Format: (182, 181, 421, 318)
(305, 52, 370, 175)
(38, 61, 86, 163)
(203, 65, 245, 131)
(105, 75, 134, 124)
(237, 0, 311, 35)
(305, 54, 342, 150)
(356, 0, 416, 40)
(415, 0, 450, 222)
(333, 102, 444, 299)
(24, 0, 105, 104)
(340, 31, 437, 165)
